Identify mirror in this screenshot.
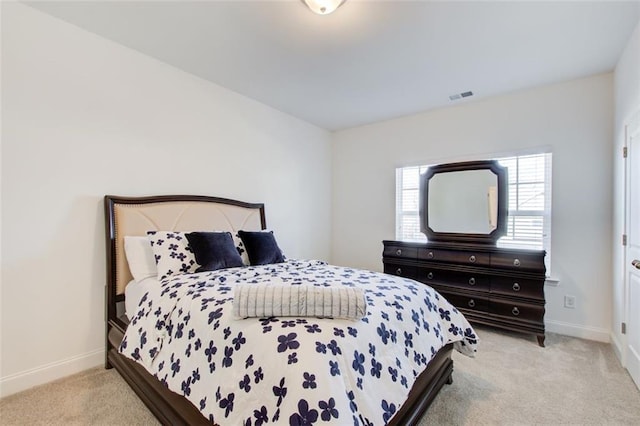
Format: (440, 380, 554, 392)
(420, 160, 507, 244)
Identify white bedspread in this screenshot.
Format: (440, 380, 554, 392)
(124, 276, 160, 318)
(120, 260, 477, 425)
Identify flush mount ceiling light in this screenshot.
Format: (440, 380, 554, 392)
(301, 0, 346, 15)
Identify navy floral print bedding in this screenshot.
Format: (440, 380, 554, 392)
(120, 260, 478, 425)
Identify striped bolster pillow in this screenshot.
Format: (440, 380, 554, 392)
(233, 284, 367, 320)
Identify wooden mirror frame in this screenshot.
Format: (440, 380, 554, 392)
(420, 160, 508, 245)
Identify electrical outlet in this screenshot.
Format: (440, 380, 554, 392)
(564, 295, 576, 309)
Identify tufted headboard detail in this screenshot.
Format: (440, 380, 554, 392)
(104, 195, 266, 319)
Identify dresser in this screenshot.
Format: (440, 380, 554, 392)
(383, 240, 547, 346)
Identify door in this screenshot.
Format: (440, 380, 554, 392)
(625, 112, 640, 389)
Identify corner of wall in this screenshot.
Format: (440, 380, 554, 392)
(610, 332, 624, 364)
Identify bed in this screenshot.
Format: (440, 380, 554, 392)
(105, 195, 477, 425)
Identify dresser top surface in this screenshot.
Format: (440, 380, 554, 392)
(382, 239, 546, 256)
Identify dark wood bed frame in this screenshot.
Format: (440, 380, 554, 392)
(105, 195, 455, 425)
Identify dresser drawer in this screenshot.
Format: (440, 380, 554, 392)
(489, 299, 544, 323)
(440, 292, 489, 313)
(421, 268, 490, 291)
(384, 263, 419, 280)
(491, 252, 545, 272)
(383, 244, 418, 259)
(491, 277, 544, 300)
(419, 248, 490, 266)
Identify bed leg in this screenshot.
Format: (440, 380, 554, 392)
(105, 350, 113, 369)
(537, 334, 545, 347)
(446, 374, 453, 385)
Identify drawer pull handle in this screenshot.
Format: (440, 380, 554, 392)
(428, 251, 434, 259)
(395, 268, 402, 275)
(469, 255, 476, 263)
(512, 307, 520, 316)
(396, 249, 402, 256)
(468, 299, 476, 308)
(427, 272, 434, 280)
(468, 277, 476, 286)
(513, 258, 521, 267)
(512, 283, 521, 292)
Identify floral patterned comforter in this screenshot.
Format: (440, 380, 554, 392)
(120, 260, 478, 425)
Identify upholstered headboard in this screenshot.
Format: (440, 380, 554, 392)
(105, 195, 266, 305)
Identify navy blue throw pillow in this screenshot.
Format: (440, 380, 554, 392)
(185, 232, 244, 272)
(237, 230, 285, 265)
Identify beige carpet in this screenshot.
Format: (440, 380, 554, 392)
(1, 326, 639, 425)
(421, 326, 640, 425)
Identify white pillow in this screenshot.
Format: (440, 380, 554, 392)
(147, 231, 199, 281)
(124, 236, 157, 282)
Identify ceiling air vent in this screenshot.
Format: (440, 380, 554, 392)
(449, 91, 474, 101)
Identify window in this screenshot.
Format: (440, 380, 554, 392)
(497, 154, 552, 252)
(396, 152, 552, 269)
(395, 165, 431, 242)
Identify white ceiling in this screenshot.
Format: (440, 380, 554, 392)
(26, 0, 640, 131)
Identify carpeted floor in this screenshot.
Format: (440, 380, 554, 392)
(421, 327, 640, 425)
(1, 326, 639, 425)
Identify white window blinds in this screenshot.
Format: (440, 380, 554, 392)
(497, 154, 552, 252)
(395, 165, 431, 242)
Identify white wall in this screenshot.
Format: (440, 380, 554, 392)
(0, 3, 331, 396)
(332, 74, 614, 343)
(612, 20, 640, 360)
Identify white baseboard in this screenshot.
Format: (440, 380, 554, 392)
(546, 319, 611, 343)
(610, 333, 625, 366)
(0, 348, 104, 398)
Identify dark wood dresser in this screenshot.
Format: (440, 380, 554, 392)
(383, 240, 547, 346)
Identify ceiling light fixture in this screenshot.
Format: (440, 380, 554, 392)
(301, 0, 346, 15)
